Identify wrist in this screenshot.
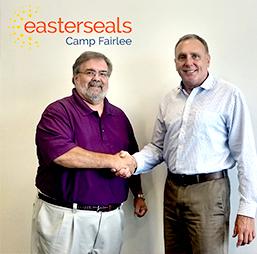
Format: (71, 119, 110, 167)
(132, 155, 137, 173)
(134, 193, 145, 200)
(108, 153, 118, 169)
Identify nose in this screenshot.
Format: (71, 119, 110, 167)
(92, 72, 101, 81)
(184, 56, 194, 66)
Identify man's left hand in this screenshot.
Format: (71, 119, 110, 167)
(233, 214, 256, 247)
(133, 197, 148, 217)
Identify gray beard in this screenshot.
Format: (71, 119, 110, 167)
(87, 91, 107, 104)
(85, 80, 107, 105)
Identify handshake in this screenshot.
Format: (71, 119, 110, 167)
(111, 151, 137, 178)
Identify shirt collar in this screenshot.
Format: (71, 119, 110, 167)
(72, 88, 115, 116)
(178, 72, 216, 93)
(199, 73, 215, 90)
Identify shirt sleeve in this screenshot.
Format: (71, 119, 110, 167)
(36, 102, 77, 166)
(228, 88, 257, 217)
(133, 105, 165, 175)
(126, 116, 139, 154)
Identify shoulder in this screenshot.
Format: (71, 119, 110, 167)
(105, 99, 128, 117)
(160, 87, 180, 107)
(42, 95, 73, 115)
(213, 76, 243, 97)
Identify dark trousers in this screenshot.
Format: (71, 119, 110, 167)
(164, 176, 230, 254)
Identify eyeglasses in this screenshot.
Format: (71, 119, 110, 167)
(78, 69, 109, 79)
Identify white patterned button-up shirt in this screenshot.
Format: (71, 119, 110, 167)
(134, 73, 257, 217)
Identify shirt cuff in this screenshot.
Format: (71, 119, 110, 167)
(133, 152, 145, 175)
(238, 200, 257, 218)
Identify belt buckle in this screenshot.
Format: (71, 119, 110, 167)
(180, 174, 187, 186)
(72, 203, 78, 213)
(97, 205, 112, 212)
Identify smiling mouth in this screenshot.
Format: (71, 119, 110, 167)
(89, 84, 102, 88)
(89, 81, 103, 89)
(183, 69, 196, 73)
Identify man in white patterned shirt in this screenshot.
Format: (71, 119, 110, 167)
(114, 34, 257, 254)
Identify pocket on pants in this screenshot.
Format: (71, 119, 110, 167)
(37, 202, 67, 246)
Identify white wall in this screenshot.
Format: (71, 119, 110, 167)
(1, 0, 257, 253)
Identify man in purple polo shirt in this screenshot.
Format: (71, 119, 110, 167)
(31, 51, 147, 254)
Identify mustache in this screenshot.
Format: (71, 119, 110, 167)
(88, 80, 103, 88)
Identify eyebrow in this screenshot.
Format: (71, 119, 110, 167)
(84, 68, 108, 72)
(177, 52, 201, 57)
(176, 53, 186, 58)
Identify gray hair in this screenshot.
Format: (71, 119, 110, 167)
(175, 34, 209, 54)
(72, 51, 113, 84)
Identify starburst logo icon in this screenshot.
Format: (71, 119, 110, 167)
(8, 5, 40, 49)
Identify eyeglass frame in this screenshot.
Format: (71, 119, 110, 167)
(77, 69, 110, 79)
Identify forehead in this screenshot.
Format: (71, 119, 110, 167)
(175, 39, 207, 55)
(80, 58, 108, 70)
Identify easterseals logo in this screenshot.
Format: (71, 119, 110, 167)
(8, 5, 134, 49)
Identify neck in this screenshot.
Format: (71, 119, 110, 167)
(184, 86, 194, 94)
(85, 100, 104, 116)
(182, 73, 209, 94)
(182, 83, 197, 94)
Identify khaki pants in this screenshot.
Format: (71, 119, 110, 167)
(164, 176, 230, 254)
(31, 198, 124, 254)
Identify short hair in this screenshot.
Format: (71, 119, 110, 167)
(175, 34, 209, 54)
(72, 51, 113, 84)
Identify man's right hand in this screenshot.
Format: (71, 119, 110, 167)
(111, 151, 137, 178)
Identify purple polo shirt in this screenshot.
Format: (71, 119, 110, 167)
(35, 88, 139, 205)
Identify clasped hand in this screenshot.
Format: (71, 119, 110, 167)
(111, 151, 136, 178)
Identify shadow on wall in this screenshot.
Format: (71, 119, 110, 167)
(122, 164, 166, 254)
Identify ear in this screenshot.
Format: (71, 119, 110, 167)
(73, 74, 79, 85)
(207, 54, 211, 65)
(174, 58, 179, 71)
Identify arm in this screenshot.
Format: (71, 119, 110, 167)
(113, 143, 163, 177)
(228, 89, 257, 246)
(128, 175, 148, 217)
(133, 104, 166, 174)
(54, 146, 135, 170)
(133, 142, 164, 175)
(123, 117, 147, 217)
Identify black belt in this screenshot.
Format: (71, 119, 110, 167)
(167, 169, 228, 186)
(38, 193, 121, 212)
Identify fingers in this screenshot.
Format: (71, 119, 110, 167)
(238, 230, 255, 246)
(236, 232, 253, 247)
(115, 167, 133, 178)
(119, 150, 128, 158)
(135, 206, 148, 217)
(236, 233, 245, 247)
(233, 215, 256, 247)
(111, 151, 136, 177)
(134, 198, 148, 217)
